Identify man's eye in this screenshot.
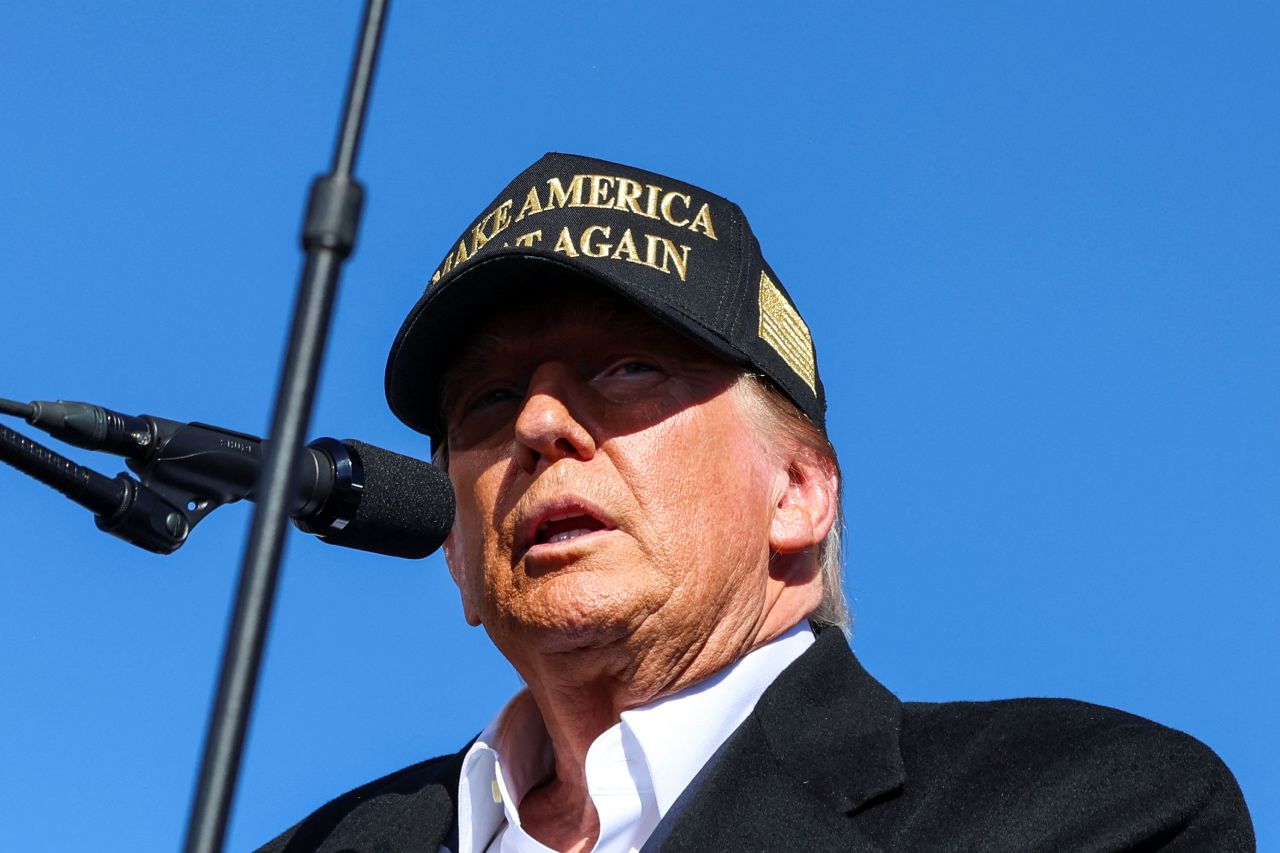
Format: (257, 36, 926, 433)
(604, 360, 659, 377)
(470, 387, 517, 409)
(450, 386, 517, 425)
(592, 359, 666, 403)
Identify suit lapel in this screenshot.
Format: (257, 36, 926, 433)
(654, 630, 905, 851)
(275, 749, 466, 853)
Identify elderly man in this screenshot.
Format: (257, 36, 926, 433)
(259, 154, 1253, 852)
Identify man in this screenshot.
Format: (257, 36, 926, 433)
(258, 153, 1253, 852)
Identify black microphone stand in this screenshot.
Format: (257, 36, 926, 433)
(183, 2, 390, 851)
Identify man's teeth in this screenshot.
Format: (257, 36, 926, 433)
(548, 528, 593, 544)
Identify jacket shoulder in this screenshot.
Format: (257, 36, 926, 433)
(253, 748, 467, 853)
(886, 697, 1254, 850)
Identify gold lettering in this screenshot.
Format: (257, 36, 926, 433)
(688, 203, 717, 240)
(452, 238, 471, 265)
(641, 233, 692, 280)
(470, 215, 494, 254)
(658, 237, 690, 281)
(491, 200, 514, 237)
(552, 227, 579, 257)
(515, 187, 543, 221)
(430, 268, 442, 285)
(643, 233, 662, 270)
(546, 175, 587, 210)
(610, 228, 642, 264)
(614, 178, 645, 215)
(581, 225, 612, 258)
(514, 229, 543, 247)
(470, 199, 516, 254)
(587, 175, 616, 209)
(660, 191, 691, 227)
(643, 184, 662, 219)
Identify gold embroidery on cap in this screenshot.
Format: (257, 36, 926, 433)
(758, 271, 816, 393)
(430, 171, 720, 287)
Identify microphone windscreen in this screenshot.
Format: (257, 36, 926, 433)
(319, 440, 455, 559)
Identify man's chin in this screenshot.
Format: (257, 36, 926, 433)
(489, 575, 667, 656)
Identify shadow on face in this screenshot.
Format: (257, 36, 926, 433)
(438, 275, 747, 461)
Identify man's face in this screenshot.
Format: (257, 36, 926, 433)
(438, 286, 793, 668)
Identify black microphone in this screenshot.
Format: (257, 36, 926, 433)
(297, 437, 455, 559)
(0, 398, 454, 559)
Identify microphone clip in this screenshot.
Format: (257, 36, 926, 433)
(1, 399, 335, 554)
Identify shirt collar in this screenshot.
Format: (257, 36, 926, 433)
(454, 624, 814, 853)
(619, 624, 814, 815)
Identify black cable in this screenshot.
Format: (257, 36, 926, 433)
(0, 397, 36, 420)
(0, 422, 126, 516)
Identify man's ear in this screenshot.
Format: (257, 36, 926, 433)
(442, 530, 483, 627)
(768, 447, 838, 555)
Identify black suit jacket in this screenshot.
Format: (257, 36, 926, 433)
(256, 630, 1254, 852)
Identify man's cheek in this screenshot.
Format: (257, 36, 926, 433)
(441, 523, 483, 626)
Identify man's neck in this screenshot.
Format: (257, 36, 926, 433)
(510, 616, 754, 765)
(494, 611, 806, 850)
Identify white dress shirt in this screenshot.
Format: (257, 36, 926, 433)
(451, 624, 814, 853)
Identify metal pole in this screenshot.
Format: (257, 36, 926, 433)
(182, 2, 390, 851)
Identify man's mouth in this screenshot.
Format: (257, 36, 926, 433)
(519, 498, 616, 555)
(536, 514, 608, 545)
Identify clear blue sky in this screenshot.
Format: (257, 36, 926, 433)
(1, 3, 1276, 850)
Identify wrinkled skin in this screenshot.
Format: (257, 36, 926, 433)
(437, 285, 836, 851)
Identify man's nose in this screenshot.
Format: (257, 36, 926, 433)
(513, 363, 596, 473)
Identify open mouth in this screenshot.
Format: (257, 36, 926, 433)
(535, 513, 608, 545)
(520, 498, 617, 556)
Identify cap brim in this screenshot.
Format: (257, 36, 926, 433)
(384, 253, 753, 440)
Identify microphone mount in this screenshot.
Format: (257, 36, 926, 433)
(0, 398, 355, 554)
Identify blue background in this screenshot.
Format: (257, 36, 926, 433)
(1, 3, 1275, 850)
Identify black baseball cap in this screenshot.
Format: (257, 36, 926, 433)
(385, 152, 825, 443)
